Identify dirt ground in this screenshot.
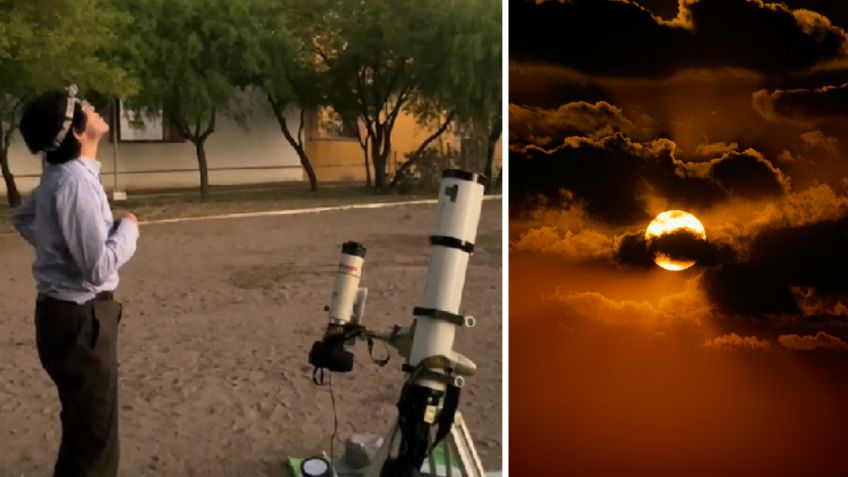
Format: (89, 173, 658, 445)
(0, 200, 502, 476)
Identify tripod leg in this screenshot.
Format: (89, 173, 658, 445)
(450, 413, 485, 477)
(444, 436, 454, 477)
(427, 448, 438, 476)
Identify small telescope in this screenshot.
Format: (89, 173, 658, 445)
(308, 169, 488, 477)
(308, 241, 369, 374)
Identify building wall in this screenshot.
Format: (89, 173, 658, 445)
(2, 91, 304, 195)
(1, 90, 503, 195)
(308, 111, 503, 184)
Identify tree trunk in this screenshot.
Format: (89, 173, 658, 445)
(195, 140, 210, 198)
(371, 136, 388, 193)
(268, 96, 318, 191)
(1, 147, 20, 207)
(364, 152, 372, 188)
(484, 113, 502, 193)
(299, 148, 318, 192)
(278, 113, 317, 191)
(358, 134, 372, 188)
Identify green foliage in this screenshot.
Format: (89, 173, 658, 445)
(445, 0, 502, 127)
(396, 146, 460, 194)
(0, 0, 501, 202)
(309, 0, 501, 190)
(248, 0, 323, 111)
(119, 0, 244, 139)
(0, 0, 136, 206)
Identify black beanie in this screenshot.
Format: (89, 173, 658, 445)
(19, 89, 88, 163)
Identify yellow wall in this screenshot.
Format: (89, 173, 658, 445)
(307, 109, 503, 184)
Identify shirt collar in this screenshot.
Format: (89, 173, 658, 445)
(77, 157, 101, 178)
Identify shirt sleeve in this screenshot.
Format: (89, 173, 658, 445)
(55, 177, 140, 286)
(11, 189, 38, 246)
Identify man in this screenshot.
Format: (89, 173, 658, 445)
(13, 85, 140, 477)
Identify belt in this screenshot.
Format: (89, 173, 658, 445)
(38, 291, 115, 303)
(95, 291, 115, 301)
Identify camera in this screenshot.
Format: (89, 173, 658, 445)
(309, 325, 355, 373)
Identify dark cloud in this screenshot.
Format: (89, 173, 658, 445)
(778, 331, 848, 351)
(702, 332, 771, 352)
(615, 231, 736, 268)
(509, 101, 640, 147)
(702, 215, 848, 320)
(511, 130, 788, 225)
(753, 83, 848, 125)
(510, 134, 655, 224)
(509, 63, 612, 108)
(648, 228, 708, 264)
(770, 1, 848, 30)
(616, 232, 655, 267)
(708, 150, 790, 198)
(511, 0, 848, 78)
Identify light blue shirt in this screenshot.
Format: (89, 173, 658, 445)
(12, 157, 139, 304)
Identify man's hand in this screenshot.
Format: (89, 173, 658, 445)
(114, 211, 138, 225)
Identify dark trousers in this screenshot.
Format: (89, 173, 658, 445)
(35, 295, 123, 477)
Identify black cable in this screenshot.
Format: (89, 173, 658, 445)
(329, 371, 338, 466)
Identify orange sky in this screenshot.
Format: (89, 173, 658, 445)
(510, 252, 848, 476)
(509, 1, 848, 474)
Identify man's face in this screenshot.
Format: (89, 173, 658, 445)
(81, 101, 109, 139)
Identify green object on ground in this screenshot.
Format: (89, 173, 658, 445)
(286, 443, 461, 477)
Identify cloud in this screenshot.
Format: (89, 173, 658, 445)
(511, 0, 848, 78)
(511, 130, 789, 225)
(509, 101, 642, 147)
(615, 230, 736, 269)
(778, 331, 848, 351)
(703, 333, 771, 352)
(692, 141, 740, 159)
(792, 286, 848, 318)
(547, 277, 710, 328)
(800, 130, 839, 155)
(511, 226, 615, 261)
(753, 83, 848, 126)
(741, 184, 848, 232)
(702, 214, 848, 319)
(703, 149, 791, 199)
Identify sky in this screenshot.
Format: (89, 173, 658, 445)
(509, 1, 848, 475)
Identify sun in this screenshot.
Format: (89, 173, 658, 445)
(645, 210, 707, 271)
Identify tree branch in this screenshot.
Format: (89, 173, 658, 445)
(390, 109, 456, 187)
(200, 108, 216, 141)
(297, 107, 305, 147)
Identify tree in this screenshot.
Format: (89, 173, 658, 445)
(315, 0, 461, 193)
(0, 0, 134, 207)
(245, 0, 322, 191)
(390, 0, 502, 191)
(454, 0, 502, 191)
(121, 0, 243, 198)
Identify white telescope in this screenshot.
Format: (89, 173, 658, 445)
(408, 170, 485, 385)
(306, 170, 488, 477)
(378, 169, 487, 477)
(328, 241, 367, 325)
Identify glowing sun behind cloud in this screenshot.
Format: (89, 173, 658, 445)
(645, 210, 707, 271)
